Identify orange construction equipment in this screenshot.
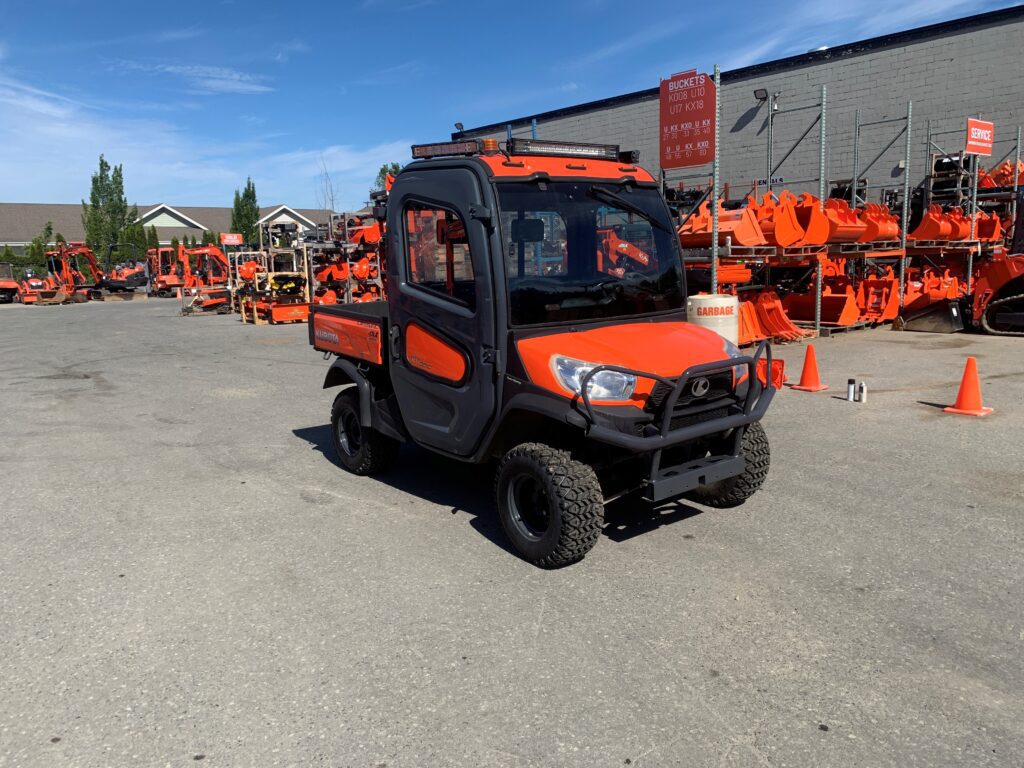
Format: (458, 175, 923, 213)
(903, 267, 962, 314)
(737, 297, 770, 346)
(677, 200, 768, 247)
(985, 159, 1024, 188)
(943, 357, 993, 416)
(823, 199, 868, 243)
(0, 263, 20, 303)
(908, 204, 954, 240)
(974, 211, 1003, 242)
(789, 344, 828, 392)
(855, 267, 901, 323)
(751, 290, 811, 341)
(792, 193, 830, 246)
(746, 192, 804, 248)
(783, 281, 861, 326)
(858, 203, 900, 242)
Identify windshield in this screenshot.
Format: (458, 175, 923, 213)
(496, 181, 684, 326)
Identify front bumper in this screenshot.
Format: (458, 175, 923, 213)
(575, 340, 775, 502)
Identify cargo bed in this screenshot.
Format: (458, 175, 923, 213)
(309, 301, 389, 366)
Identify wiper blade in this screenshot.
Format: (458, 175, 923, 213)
(588, 185, 671, 232)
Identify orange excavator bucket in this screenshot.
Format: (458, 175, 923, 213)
(791, 193, 830, 246)
(783, 280, 862, 326)
(856, 267, 900, 323)
(974, 211, 1003, 242)
(737, 297, 770, 346)
(752, 290, 812, 341)
(746, 192, 804, 248)
(903, 268, 962, 313)
(908, 204, 953, 240)
(677, 200, 768, 247)
(946, 207, 972, 240)
(858, 204, 900, 242)
(823, 199, 868, 243)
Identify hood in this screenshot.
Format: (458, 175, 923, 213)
(516, 321, 732, 405)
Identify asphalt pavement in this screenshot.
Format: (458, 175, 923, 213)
(0, 299, 1021, 767)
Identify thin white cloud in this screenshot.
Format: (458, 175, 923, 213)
(0, 73, 403, 210)
(572, 20, 690, 68)
(113, 60, 274, 94)
(157, 27, 205, 42)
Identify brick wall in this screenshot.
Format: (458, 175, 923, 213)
(463, 14, 1024, 201)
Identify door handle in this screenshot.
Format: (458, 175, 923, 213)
(389, 324, 401, 360)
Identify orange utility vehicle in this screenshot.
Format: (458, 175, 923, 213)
(148, 246, 185, 296)
(310, 138, 775, 567)
(0, 263, 19, 303)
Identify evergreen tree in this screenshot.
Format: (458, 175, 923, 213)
(23, 222, 54, 274)
(170, 236, 180, 256)
(81, 155, 134, 256)
(230, 178, 259, 245)
(202, 230, 216, 246)
(147, 225, 160, 251)
(372, 162, 402, 196)
(2, 244, 15, 262)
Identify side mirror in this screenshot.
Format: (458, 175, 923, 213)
(511, 218, 545, 243)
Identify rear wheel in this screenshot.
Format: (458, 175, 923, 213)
(495, 443, 604, 568)
(688, 421, 770, 508)
(330, 389, 400, 475)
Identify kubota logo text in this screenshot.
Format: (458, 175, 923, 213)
(315, 328, 339, 344)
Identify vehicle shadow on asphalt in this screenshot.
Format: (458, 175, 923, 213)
(293, 424, 708, 554)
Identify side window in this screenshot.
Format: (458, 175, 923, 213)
(405, 203, 476, 310)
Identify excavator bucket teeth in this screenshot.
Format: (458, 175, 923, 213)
(747, 192, 804, 248)
(783, 283, 861, 326)
(753, 290, 811, 341)
(823, 199, 868, 243)
(792, 194, 830, 246)
(858, 204, 901, 242)
(678, 201, 768, 247)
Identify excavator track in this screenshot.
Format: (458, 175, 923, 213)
(981, 292, 1024, 336)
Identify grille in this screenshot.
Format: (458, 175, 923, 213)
(646, 372, 733, 413)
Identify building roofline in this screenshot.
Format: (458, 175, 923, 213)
(453, 5, 1024, 138)
(137, 203, 207, 230)
(257, 204, 317, 229)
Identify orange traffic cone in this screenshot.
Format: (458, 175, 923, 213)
(944, 356, 993, 416)
(789, 344, 828, 392)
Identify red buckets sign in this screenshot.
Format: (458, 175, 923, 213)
(660, 70, 716, 169)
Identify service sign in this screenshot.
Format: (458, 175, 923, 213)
(660, 70, 715, 169)
(965, 118, 994, 156)
(220, 232, 244, 246)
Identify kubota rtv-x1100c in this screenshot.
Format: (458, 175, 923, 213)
(310, 138, 775, 567)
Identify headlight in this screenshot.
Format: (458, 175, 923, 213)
(551, 356, 636, 401)
(722, 338, 746, 391)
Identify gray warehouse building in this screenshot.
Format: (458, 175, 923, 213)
(455, 7, 1024, 201)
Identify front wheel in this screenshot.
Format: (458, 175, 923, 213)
(330, 389, 400, 475)
(495, 443, 604, 568)
(687, 421, 770, 508)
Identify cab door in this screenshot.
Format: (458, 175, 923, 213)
(387, 167, 498, 456)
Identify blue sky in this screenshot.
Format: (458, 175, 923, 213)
(0, 0, 1013, 210)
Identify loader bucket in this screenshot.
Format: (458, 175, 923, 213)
(792, 193, 830, 246)
(783, 283, 861, 326)
(856, 268, 900, 323)
(678, 201, 768, 247)
(35, 287, 70, 305)
(858, 204, 900, 243)
(975, 212, 1003, 241)
(908, 204, 953, 240)
(746, 192, 804, 248)
(753, 290, 811, 341)
(823, 199, 868, 243)
(903, 268, 962, 313)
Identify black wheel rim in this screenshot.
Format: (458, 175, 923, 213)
(338, 411, 362, 457)
(507, 474, 552, 541)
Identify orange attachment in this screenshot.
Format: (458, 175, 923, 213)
(903, 267, 962, 313)
(677, 200, 768, 247)
(790, 344, 828, 392)
(944, 357, 993, 417)
(823, 199, 868, 243)
(791, 193, 830, 246)
(405, 323, 467, 383)
(985, 160, 1024, 188)
(974, 212, 1003, 242)
(751, 290, 811, 342)
(783, 282, 861, 327)
(746, 192, 804, 248)
(908, 205, 953, 241)
(946, 207, 972, 240)
(737, 298, 769, 346)
(858, 204, 900, 242)
(855, 267, 900, 323)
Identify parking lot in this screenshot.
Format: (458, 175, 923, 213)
(1, 299, 1022, 767)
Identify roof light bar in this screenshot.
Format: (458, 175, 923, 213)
(508, 138, 620, 160)
(411, 140, 481, 159)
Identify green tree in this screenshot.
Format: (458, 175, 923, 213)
(81, 155, 134, 256)
(230, 178, 259, 245)
(19, 221, 54, 275)
(1, 244, 15, 262)
(147, 225, 160, 251)
(170, 236, 180, 256)
(202, 230, 216, 246)
(372, 162, 402, 197)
